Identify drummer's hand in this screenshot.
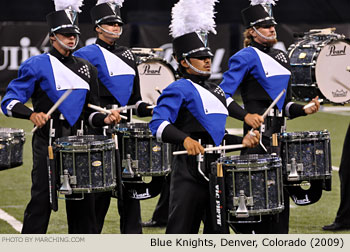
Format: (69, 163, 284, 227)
(242, 130, 260, 148)
(30, 112, 50, 128)
(104, 110, 121, 125)
(183, 137, 204, 156)
(244, 113, 264, 129)
(305, 96, 320, 114)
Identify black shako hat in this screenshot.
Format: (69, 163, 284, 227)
(172, 32, 213, 61)
(91, 2, 123, 26)
(241, 4, 277, 28)
(46, 9, 80, 35)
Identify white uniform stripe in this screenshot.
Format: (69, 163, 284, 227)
(156, 121, 170, 142)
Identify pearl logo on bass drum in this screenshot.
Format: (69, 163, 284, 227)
(140, 64, 162, 75)
(326, 44, 347, 56)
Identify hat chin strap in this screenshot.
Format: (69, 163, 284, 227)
(253, 26, 277, 41)
(97, 24, 123, 36)
(184, 58, 211, 76)
(53, 33, 79, 51)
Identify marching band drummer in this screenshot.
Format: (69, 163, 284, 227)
(74, 0, 153, 234)
(219, 0, 320, 234)
(0, 1, 121, 234)
(149, 0, 260, 234)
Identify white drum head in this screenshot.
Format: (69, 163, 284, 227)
(315, 40, 350, 103)
(138, 59, 176, 104)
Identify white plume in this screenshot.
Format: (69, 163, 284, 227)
(170, 0, 219, 38)
(250, 0, 278, 6)
(97, 0, 124, 7)
(53, 0, 84, 12)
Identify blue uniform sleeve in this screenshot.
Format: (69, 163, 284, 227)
(1, 61, 37, 117)
(149, 83, 188, 143)
(219, 53, 250, 98)
(219, 53, 250, 121)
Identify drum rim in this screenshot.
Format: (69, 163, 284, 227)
(54, 135, 114, 148)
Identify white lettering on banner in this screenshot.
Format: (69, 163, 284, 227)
(0, 37, 50, 71)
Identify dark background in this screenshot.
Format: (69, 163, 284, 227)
(1, 0, 350, 24)
(1, 0, 350, 93)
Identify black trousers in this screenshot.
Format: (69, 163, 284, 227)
(150, 174, 170, 225)
(334, 123, 350, 225)
(21, 134, 51, 233)
(65, 193, 98, 234)
(166, 155, 216, 234)
(94, 189, 142, 234)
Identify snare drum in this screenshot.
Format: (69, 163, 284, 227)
(278, 130, 332, 182)
(112, 123, 171, 177)
(53, 135, 116, 194)
(0, 128, 25, 170)
(137, 56, 176, 104)
(220, 154, 284, 221)
(288, 34, 350, 103)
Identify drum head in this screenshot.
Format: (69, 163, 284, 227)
(138, 58, 176, 104)
(315, 40, 350, 103)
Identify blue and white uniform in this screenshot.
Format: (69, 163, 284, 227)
(150, 73, 241, 234)
(74, 39, 152, 116)
(220, 41, 307, 145)
(219, 41, 307, 234)
(1, 48, 106, 234)
(74, 39, 152, 234)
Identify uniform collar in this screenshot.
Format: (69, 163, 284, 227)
(182, 72, 210, 86)
(250, 40, 271, 53)
(49, 47, 73, 62)
(96, 38, 118, 51)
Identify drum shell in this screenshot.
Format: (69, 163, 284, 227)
(279, 130, 332, 183)
(111, 123, 172, 177)
(136, 56, 176, 105)
(53, 135, 116, 193)
(0, 128, 25, 170)
(220, 154, 284, 217)
(288, 36, 350, 103)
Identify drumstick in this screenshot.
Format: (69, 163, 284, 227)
(31, 89, 73, 133)
(303, 99, 323, 110)
(87, 104, 128, 120)
(117, 105, 137, 111)
(249, 89, 286, 135)
(155, 87, 162, 95)
(173, 144, 245, 156)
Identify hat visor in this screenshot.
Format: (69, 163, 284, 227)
(56, 27, 80, 35)
(187, 49, 213, 58)
(99, 16, 124, 26)
(254, 19, 277, 27)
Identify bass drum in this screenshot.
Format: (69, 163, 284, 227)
(288, 33, 350, 104)
(137, 56, 177, 104)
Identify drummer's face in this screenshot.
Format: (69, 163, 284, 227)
(183, 57, 211, 75)
(252, 25, 277, 46)
(98, 23, 122, 41)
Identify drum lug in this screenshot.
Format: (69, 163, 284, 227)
(234, 190, 251, 218)
(287, 158, 302, 181)
(59, 169, 73, 195)
(122, 154, 138, 177)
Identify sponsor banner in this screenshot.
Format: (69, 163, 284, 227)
(1, 22, 350, 93)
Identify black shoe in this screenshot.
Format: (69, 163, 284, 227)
(141, 219, 166, 228)
(322, 222, 350, 231)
